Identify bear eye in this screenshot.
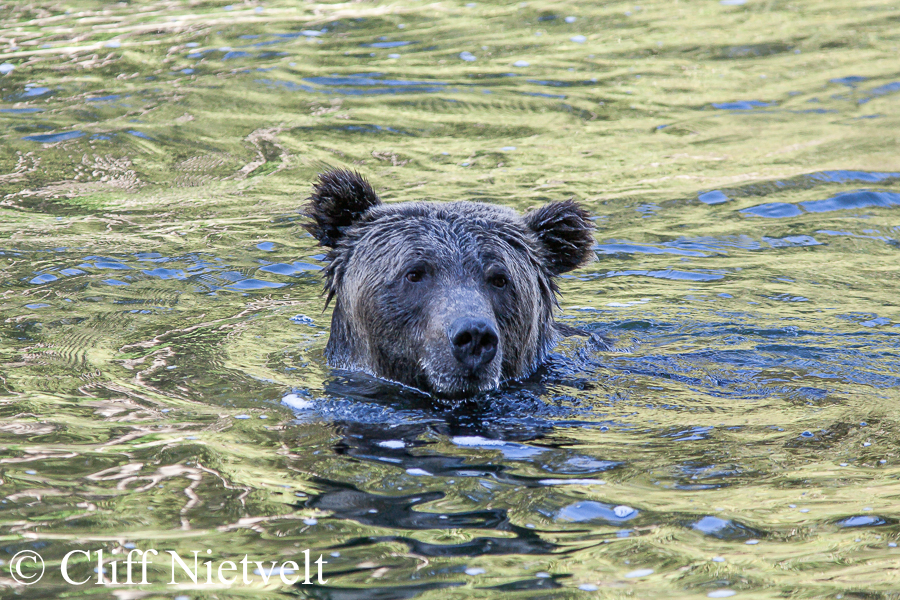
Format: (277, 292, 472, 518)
(488, 272, 508, 289)
(405, 269, 425, 283)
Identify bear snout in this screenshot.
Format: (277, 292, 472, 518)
(448, 317, 499, 371)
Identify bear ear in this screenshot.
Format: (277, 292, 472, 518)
(303, 169, 382, 247)
(523, 200, 596, 275)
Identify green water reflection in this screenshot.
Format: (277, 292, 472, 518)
(1, 1, 900, 598)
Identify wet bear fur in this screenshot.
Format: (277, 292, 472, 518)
(303, 168, 596, 400)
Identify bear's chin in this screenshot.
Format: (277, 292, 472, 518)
(423, 373, 502, 401)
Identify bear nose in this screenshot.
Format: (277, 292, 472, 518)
(448, 317, 498, 370)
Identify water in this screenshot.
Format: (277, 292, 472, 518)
(1, 0, 899, 597)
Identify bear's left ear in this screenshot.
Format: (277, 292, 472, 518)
(303, 169, 382, 247)
(523, 200, 596, 275)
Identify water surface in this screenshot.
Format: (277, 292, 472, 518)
(2, 0, 900, 598)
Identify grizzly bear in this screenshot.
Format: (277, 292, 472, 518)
(303, 169, 597, 400)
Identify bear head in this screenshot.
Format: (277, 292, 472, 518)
(303, 168, 595, 400)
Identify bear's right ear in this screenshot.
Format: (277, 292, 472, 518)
(303, 169, 382, 247)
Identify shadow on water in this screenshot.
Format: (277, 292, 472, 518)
(305, 478, 557, 556)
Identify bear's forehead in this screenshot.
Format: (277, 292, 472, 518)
(369, 200, 521, 224)
(359, 201, 526, 236)
(349, 201, 537, 262)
